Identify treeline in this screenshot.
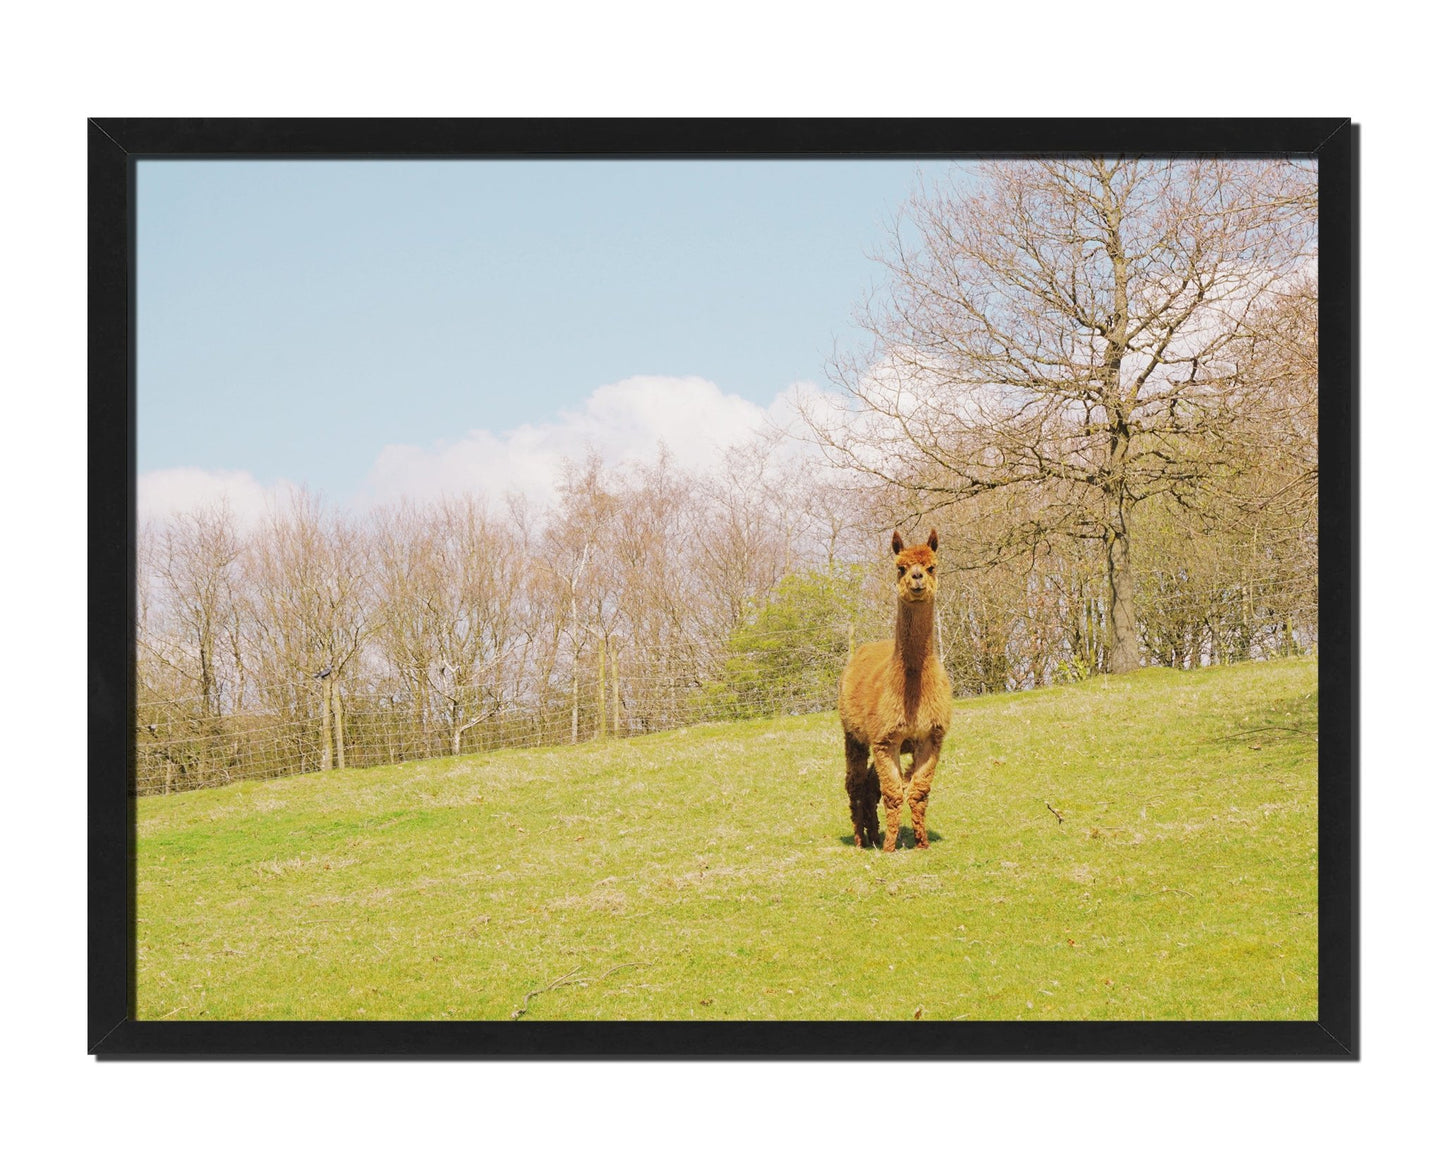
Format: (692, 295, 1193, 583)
(137, 418, 1314, 795)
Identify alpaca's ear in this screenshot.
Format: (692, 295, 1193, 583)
(891, 531, 904, 555)
(927, 528, 939, 552)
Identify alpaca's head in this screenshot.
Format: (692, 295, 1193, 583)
(891, 528, 940, 604)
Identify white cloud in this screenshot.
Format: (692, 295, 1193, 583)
(137, 467, 297, 528)
(364, 375, 804, 507)
(138, 375, 840, 523)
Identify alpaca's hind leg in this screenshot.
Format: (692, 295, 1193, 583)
(862, 763, 881, 847)
(843, 735, 876, 848)
(871, 741, 907, 851)
(905, 730, 943, 849)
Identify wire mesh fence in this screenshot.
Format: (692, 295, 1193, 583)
(134, 675, 844, 795)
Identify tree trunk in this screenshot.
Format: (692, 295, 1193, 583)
(230, 611, 247, 711)
(1100, 175, 1141, 676)
(570, 659, 580, 745)
(569, 567, 582, 745)
(414, 666, 429, 760)
(610, 636, 621, 737)
(199, 635, 216, 719)
(1104, 514, 1141, 674)
(595, 635, 607, 740)
(319, 676, 334, 771)
(333, 679, 346, 769)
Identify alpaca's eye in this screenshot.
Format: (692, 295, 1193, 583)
(927, 566, 936, 574)
(897, 566, 905, 577)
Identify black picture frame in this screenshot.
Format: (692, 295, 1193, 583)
(90, 117, 1357, 1058)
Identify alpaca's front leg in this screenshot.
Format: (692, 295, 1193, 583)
(905, 730, 943, 849)
(871, 741, 907, 851)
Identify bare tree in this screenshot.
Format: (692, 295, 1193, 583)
(610, 450, 708, 731)
(141, 503, 243, 715)
(692, 439, 801, 648)
(371, 497, 526, 757)
(243, 491, 369, 771)
(545, 456, 620, 742)
(1223, 274, 1319, 518)
(812, 158, 1317, 672)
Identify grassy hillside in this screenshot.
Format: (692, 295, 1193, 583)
(136, 658, 1318, 1021)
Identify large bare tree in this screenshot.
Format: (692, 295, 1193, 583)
(814, 157, 1316, 672)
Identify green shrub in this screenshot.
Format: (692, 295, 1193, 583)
(705, 568, 864, 719)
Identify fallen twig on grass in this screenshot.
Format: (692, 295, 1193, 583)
(1045, 802, 1064, 824)
(510, 966, 581, 1020)
(510, 961, 651, 1020)
(1229, 725, 1318, 741)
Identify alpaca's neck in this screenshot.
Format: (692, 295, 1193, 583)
(894, 598, 936, 672)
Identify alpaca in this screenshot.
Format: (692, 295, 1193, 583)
(839, 529, 952, 850)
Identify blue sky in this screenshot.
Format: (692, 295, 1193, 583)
(136, 158, 960, 515)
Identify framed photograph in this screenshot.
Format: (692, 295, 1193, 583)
(90, 118, 1356, 1057)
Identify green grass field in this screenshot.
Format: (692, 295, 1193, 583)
(136, 658, 1318, 1021)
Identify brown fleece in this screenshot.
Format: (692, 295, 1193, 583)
(839, 529, 952, 850)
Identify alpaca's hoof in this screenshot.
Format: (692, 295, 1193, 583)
(915, 836, 929, 849)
